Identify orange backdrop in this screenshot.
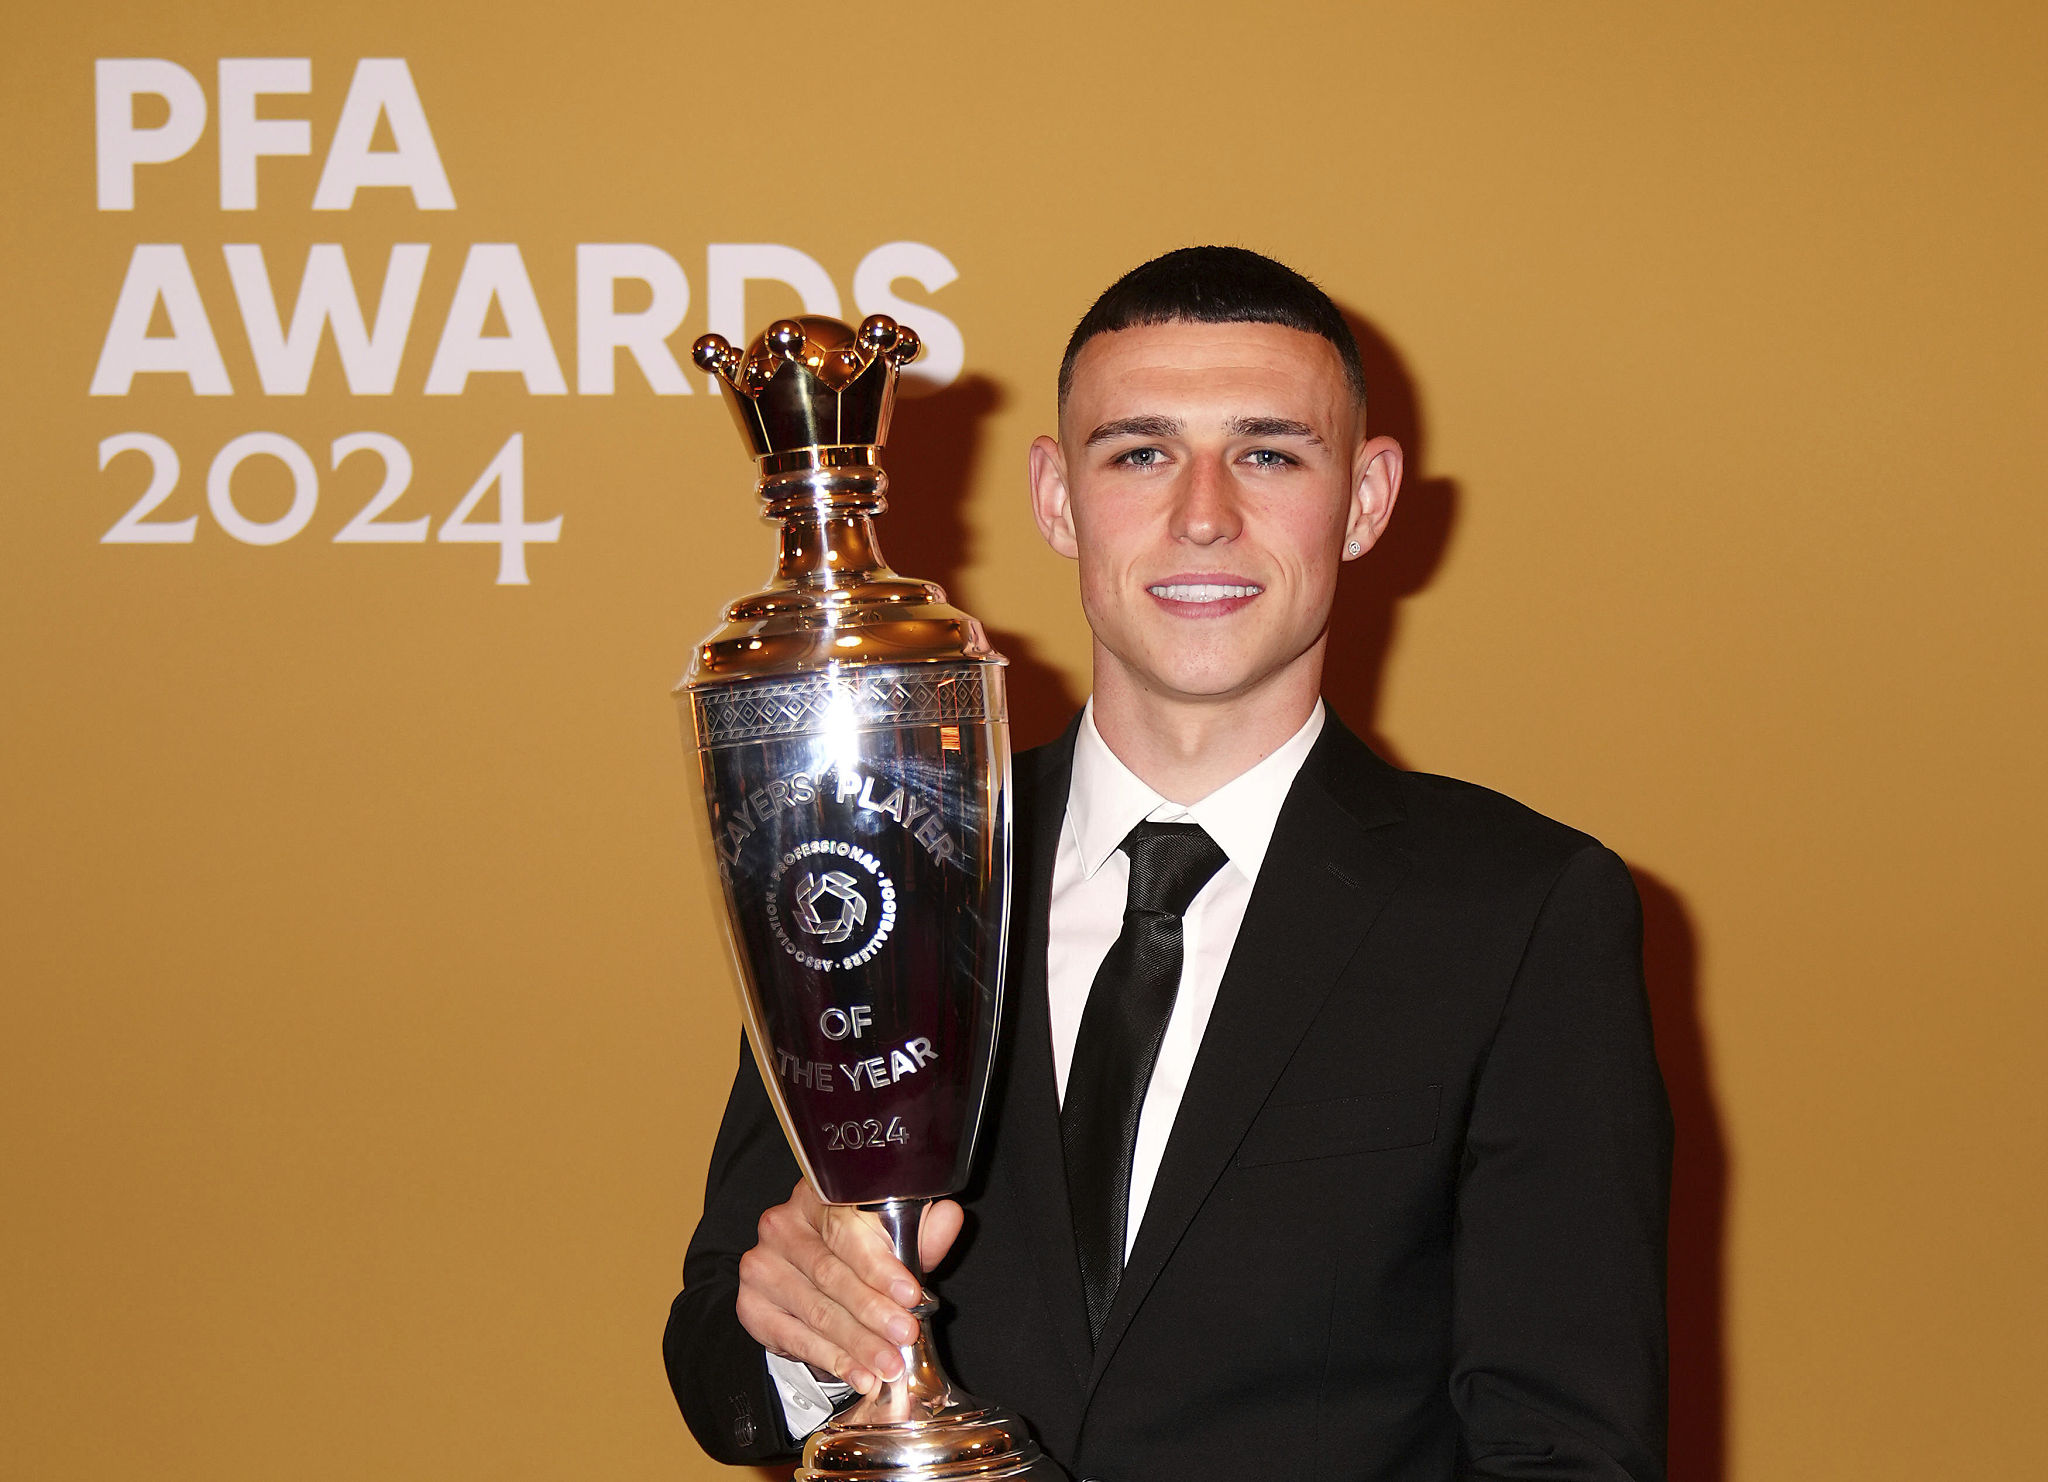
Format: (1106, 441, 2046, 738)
(3, 3, 2042, 1480)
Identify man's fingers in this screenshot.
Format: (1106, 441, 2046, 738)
(804, 1226, 920, 1347)
(817, 1203, 925, 1311)
(734, 1281, 874, 1393)
(749, 1188, 918, 1378)
(736, 1244, 902, 1390)
(783, 1182, 908, 1304)
(921, 1199, 965, 1272)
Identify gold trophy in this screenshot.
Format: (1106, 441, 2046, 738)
(680, 316, 1060, 1480)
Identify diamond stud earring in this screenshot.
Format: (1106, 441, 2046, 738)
(1347, 540, 1361, 555)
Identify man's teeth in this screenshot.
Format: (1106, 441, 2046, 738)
(1148, 582, 1261, 602)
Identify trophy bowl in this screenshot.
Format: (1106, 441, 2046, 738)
(679, 315, 1060, 1480)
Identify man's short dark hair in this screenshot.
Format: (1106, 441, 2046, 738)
(1058, 245, 1367, 408)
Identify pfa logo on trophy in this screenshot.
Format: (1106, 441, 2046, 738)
(796, 870, 865, 944)
(764, 838, 899, 972)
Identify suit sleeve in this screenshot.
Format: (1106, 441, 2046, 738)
(1450, 845, 1673, 1482)
(663, 1033, 806, 1465)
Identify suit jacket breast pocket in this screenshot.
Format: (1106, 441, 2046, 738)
(1234, 1084, 1442, 1167)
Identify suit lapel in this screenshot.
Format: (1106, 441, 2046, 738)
(990, 722, 1094, 1386)
(1086, 720, 1414, 1384)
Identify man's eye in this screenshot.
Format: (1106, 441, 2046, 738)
(1113, 447, 1164, 467)
(1245, 448, 1297, 468)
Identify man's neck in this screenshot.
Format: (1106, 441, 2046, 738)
(1087, 658, 1323, 805)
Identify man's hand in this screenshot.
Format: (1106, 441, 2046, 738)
(736, 1178, 964, 1395)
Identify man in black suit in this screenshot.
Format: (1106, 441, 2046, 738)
(666, 247, 1672, 1480)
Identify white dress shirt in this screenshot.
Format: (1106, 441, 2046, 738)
(1048, 698, 1323, 1253)
(769, 700, 1325, 1437)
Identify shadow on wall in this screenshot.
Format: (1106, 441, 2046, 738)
(1320, 308, 1457, 767)
(1635, 866, 1728, 1482)
(880, 373, 1083, 751)
(1328, 307, 1729, 1482)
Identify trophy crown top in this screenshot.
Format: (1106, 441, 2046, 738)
(693, 315, 921, 461)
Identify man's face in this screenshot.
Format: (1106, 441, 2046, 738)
(1029, 320, 1402, 714)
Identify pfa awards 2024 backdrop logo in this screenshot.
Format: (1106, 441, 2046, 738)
(84, 56, 963, 586)
(765, 840, 897, 973)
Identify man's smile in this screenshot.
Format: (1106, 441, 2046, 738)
(1145, 575, 1264, 615)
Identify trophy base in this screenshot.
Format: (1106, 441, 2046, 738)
(797, 1399, 1065, 1480)
(797, 1202, 1067, 1481)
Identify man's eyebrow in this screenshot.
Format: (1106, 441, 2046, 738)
(1226, 415, 1324, 445)
(1085, 415, 1182, 446)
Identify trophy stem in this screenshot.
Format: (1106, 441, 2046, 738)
(874, 1198, 923, 1270)
(835, 1199, 963, 1426)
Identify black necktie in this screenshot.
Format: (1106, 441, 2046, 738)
(1061, 820, 1228, 1344)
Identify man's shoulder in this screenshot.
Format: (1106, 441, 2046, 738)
(1393, 764, 1600, 856)
(1305, 719, 1615, 891)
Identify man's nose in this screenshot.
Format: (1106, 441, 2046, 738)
(1170, 455, 1243, 545)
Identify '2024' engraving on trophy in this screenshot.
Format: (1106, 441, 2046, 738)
(714, 764, 963, 870)
(822, 1117, 911, 1152)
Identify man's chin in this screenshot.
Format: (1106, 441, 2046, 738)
(1137, 666, 1276, 708)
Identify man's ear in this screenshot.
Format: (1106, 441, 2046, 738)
(1342, 435, 1404, 560)
(1028, 434, 1080, 559)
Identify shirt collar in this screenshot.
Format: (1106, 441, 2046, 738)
(1067, 699, 1325, 886)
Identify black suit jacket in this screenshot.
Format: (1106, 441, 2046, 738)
(666, 714, 1672, 1481)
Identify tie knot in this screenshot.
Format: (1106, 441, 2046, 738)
(1119, 821, 1228, 917)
